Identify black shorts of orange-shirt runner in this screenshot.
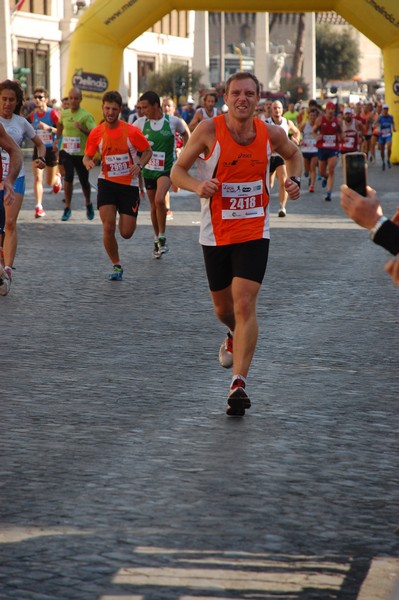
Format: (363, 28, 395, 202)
(202, 238, 270, 292)
(97, 178, 140, 217)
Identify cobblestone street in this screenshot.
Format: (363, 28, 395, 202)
(0, 156, 398, 599)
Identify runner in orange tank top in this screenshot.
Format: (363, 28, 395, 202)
(171, 71, 302, 416)
(84, 91, 152, 281)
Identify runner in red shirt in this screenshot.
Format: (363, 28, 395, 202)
(340, 107, 364, 162)
(313, 101, 343, 201)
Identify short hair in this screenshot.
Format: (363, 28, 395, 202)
(0, 79, 24, 114)
(102, 90, 122, 107)
(225, 72, 260, 97)
(162, 96, 175, 109)
(140, 91, 161, 107)
(33, 87, 48, 98)
(203, 92, 217, 102)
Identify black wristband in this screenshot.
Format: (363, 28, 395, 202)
(290, 176, 301, 188)
(38, 156, 46, 163)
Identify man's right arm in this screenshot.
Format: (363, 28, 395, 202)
(171, 119, 219, 198)
(340, 184, 399, 255)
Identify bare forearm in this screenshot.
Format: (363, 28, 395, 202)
(285, 147, 303, 177)
(171, 164, 201, 195)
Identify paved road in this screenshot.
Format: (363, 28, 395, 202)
(1, 155, 399, 600)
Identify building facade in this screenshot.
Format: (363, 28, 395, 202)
(1, 0, 195, 107)
(0, 2, 383, 108)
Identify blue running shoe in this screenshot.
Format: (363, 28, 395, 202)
(61, 207, 71, 221)
(109, 265, 123, 281)
(322, 178, 327, 188)
(86, 203, 95, 220)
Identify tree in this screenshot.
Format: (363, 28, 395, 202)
(279, 76, 309, 103)
(147, 64, 203, 104)
(291, 13, 306, 79)
(316, 24, 360, 91)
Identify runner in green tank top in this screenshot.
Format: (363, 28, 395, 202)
(133, 91, 189, 257)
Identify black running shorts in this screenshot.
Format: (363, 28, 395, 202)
(32, 146, 58, 167)
(202, 238, 270, 292)
(144, 173, 171, 190)
(269, 155, 285, 174)
(97, 178, 140, 217)
(59, 150, 90, 189)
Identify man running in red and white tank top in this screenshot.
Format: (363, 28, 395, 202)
(340, 107, 364, 163)
(313, 101, 343, 202)
(171, 72, 302, 416)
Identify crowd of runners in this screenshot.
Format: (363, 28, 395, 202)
(0, 73, 397, 415)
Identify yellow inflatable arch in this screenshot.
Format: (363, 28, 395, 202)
(67, 0, 399, 161)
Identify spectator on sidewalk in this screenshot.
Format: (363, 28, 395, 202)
(340, 184, 399, 287)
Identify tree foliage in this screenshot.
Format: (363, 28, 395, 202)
(316, 25, 360, 89)
(279, 76, 309, 103)
(147, 64, 203, 101)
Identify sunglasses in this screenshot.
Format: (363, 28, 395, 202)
(34, 95, 45, 100)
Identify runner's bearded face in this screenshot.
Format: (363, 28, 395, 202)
(103, 101, 120, 125)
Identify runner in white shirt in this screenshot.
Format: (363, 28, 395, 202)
(299, 108, 319, 192)
(0, 79, 45, 287)
(266, 100, 300, 216)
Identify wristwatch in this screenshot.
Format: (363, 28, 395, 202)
(138, 164, 143, 171)
(290, 176, 301, 188)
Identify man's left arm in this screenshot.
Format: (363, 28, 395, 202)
(77, 113, 96, 136)
(268, 125, 302, 199)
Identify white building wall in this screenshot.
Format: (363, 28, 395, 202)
(5, 1, 195, 107)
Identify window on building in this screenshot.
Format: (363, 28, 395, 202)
(137, 57, 155, 94)
(150, 11, 189, 38)
(11, 0, 51, 15)
(17, 44, 49, 96)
